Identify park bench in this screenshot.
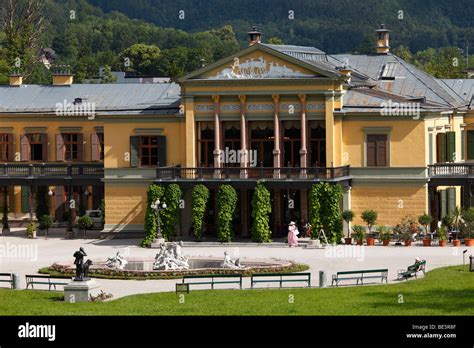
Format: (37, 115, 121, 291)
(250, 272, 311, 289)
(397, 260, 426, 280)
(25, 274, 71, 291)
(332, 269, 388, 286)
(181, 274, 242, 290)
(0, 273, 13, 289)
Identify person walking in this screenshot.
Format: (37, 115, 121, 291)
(288, 221, 299, 247)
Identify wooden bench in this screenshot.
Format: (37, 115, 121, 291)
(0, 273, 13, 289)
(26, 274, 71, 291)
(332, 269, 388, 286)
(251, 273, 311, 289)
(181, 274, 242, 290)
(397, 260, 426, 280)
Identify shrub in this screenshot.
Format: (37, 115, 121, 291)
(342, 210, 354, 238)
(141, 184, 165, 247)
(216, 184, 238, 242)
(77, 215, 93, 232)
(377, 226, 391, 241)
(191, 184, 209, 241)
(26, 222, 36, 238)
(251, 182, 272, 243)
(99, 199, 105, 225)
(160, 184, 183, 240)
(437, 226, 448, 241)
(461, 207, 474, 239)
(361, 210, 377, 233)
(352, 225, 366, 243)
(441, 215, 453, 231)
(393, 216, 419, 241)
(39, 215, 53, 230)
(418, 214, 432, 234)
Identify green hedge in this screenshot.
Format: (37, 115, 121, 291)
(192, 184, 209, 241)
(141, 184, 165, 247)
(251, 182, 272, 242)
(216, 184, 238, 242)
(161, 184, 183, 240)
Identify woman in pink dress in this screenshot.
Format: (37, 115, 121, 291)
(288, 221, 299, 247)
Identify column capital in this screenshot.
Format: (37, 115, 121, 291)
(298, 94, 307, 102)
(238, 95, 246, 103)
(272, 94, 280, 102)
(212, 95, 220, 103)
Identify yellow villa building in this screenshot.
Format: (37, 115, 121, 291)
(1, 26, 474, 239)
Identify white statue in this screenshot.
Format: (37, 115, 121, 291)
(105, 251, 128, 270)
(153, 242, 189, 270)
(221, 251, 245, 269)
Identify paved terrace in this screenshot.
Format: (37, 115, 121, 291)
(0, 229, 471, 300)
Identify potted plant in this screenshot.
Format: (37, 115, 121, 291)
(377, 226, 391, 246)
(342, 210, 354, 245)
(418, 213, 433, 246)
(361, 210, 377, 246)
(437, 226, 448, 247)
(352, 225, 366, 246)
(461, 207, 474, 246)
(39, 215, 53, 239)
(26, 222, 36, 239)
(78, 215, 93, 239)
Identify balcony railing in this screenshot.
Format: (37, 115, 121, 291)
(0, 163, 104, 178)
(428, 163, 474, 177)
(156, 166, 350, 181)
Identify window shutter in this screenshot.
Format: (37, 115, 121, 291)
(446, 131, 455, 162)
(41, 134, 48, 162)
(56, 134, 64, 161)
(436, 133, 446, 163)
(448, 188, 456, 216)
(428, 133, 433, 165)
(130, 136, 140, 167)
(467, 131, 474, 160)
(366, 135, 376, 166)
(7, 133, 14, 161)
(77, 133, 84, 161)
(91, 133, 100, 162)
(376, 135, 387, 166)
(20, 135, 29, 161)
(440, 190, 447, 218)
(157, 136, 167, 167)
(461, 130, 465, 161)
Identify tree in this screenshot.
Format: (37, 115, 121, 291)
(418, 214, 432, 234)
(191, 184, 209, 241)
(1, 0, 47, 80)
(100, 65, 117, 83)
(119, 43, 161, 76)
(251, 182, 272, 243)
(342, 210, 354, 238)
(268, 37, 284, 45)
(361, 210, 377, 234)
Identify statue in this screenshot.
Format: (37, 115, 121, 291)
(222, 251, 245, 269)
(153, 242, 190, 270)
(73, 247, 87, 280)
(105, 252, 128, 270)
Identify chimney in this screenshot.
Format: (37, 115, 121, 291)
(375, 24, 390, 54)
(247, 26, 262, 46)
(9, 72, 23, 87)
(52, 65, 74, 86)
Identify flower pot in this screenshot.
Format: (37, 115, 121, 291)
(366, 237, 375, 246)
(404, 240, 412, 246)
(439, 240, 447, 247)
(453, 239, 461, 247)
(464, 238, 474, 246)
(422, 238, 431, 247)
(356, 240, 363, 246)
(382, 240, 390, 246)
(344, 237, 352, 245)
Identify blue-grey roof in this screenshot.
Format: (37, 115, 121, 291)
(0, 83, 181, 115)
(333, 53, 464, 108)
(436, 79, 474, 105)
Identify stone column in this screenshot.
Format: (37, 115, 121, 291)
(325, 92, 335, 168)
(272, 94, 281, 178)
(299, 94, 308, 178)
(212, 95, 222, 176)
(239, 95, 248, 178)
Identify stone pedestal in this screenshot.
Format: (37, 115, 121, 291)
(64, 279, 101, 303)
(151, 238, 166, 248)
(305, 239, 325, 249)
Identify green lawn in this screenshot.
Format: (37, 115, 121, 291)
(1, 266, 473, 316)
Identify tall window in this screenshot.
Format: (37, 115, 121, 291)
(63, 133, 80, 161)
(223, 126, 240, 167)
(436, 132, 456, 163)
(366, 134, 388, 167)
(250, 126, 274, 167)
(140, 136, 159, 166)
(0, 134, 12, 161)
(197, 125, 214, 167)
(283, 126, 301, 167)
(310, 123, 326, 167)
(467, 131, 474, 160)
(28, 134, 44, 161)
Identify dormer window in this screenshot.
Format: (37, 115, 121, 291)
(380, 62, 398, 80)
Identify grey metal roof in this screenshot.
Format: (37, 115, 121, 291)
(0, 82, 181, 114)
(436, 79, 474, 104)
(333, 53, 465, 108)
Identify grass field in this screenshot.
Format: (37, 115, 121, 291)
(0, 266, 473, 316)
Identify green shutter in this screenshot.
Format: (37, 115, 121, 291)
(440, 190, 447, 218)
(461, 130, 465, 161)
(428, 133, 433, 165)
(437, 133, 446, 163)
(130, 136, 140, 167)
(157, 135, 167, 167)
(446, 131, 455, 162)
(467, 131, 474, 160)
(21, 186, 29, 213)
(448, 188, 456, 216)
